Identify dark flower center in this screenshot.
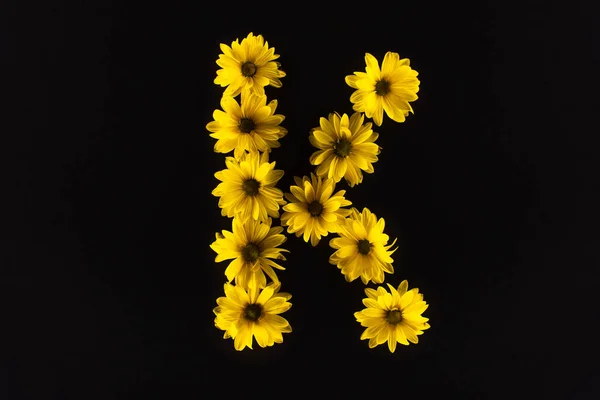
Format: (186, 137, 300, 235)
(307, 201, 323, 217)
(357, 239, 372, 255)
(375, 79, 391, 96)
(239, 118, 255, 133)
(386, 309, 403, 325)
(334, 139, 352, 157)
(241, 62, 257, 77)
(244, 304, 262, 321)
(241, 243, 260, 262)
(242, 179, 260, 196)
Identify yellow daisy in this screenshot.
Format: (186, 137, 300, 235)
(210, 217, 288, 289)
(354, 280, 430, 353)
(345, 52, 420, 126)
(213, 282, 292, 351)
(329, 207, 397, 284)
(280, 173, 352, 247)
(214, 32, 286, 97)
(212, 151, 286, 223)
(309, 112, 380, 187)
(206, 91, 287, 160)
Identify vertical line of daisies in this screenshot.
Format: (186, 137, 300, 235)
(207, 33, 430, 353)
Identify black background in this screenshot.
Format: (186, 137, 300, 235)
(5, 0, 599, 398)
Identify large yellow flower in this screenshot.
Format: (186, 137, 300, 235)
(206, 92, 287, 160)
(280, 173, 352, 246)
(329, 207, 397, 284)
(309, 112, 380, 187)
(354, 280, 430, 353)
(214, 32, 286, 97)
(345, 52, 420, 126)
(210, 217, 288, 289)
(214, 282, 292, 351)
(212, 151, 286, 223)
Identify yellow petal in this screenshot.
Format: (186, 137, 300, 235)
(361, 308, 386, 318)
(399, 290, 415, 309)
(362, 298, 382, 309)
(388, 328, 397, 352)
(224, 257, 244, 282)
(345, 74, 359, 88)
(233, 321, 252, 350)
(364, 53, 381, 78)
(253, 323, 269, 348)
(381, 51, 400, 76)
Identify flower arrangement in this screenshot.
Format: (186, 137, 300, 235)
(208, 32, 429, 353)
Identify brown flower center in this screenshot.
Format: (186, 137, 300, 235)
(386, 309, 403, 325)
(375, 79, 391, 96)
(242, 179, 260, 196)
(308, 201, 323, 217)
(244, 303, 263, 321)
(239, 118, 255, 133)
(357, 239, 372, 255)
(241, 243, 260, 262)
(241, 62, 257, 77)
(334, 139, 352, 157)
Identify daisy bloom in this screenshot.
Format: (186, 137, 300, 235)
(329, 207, 397, 284)
(280, 173, 352, 247)
(206, 91, 287, 160)
(354, 280, 430, 353)
(212, 151, 286, 223)
(345, 52, 420, 126)
(214, 32, 286, 97)
(213, 282, 292, 351)
(309, 112, 380, 187)
(210, 217, 288, 289)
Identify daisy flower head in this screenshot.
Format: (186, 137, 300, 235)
(206, 91, 287, 160)
(212, 151, 286, 223)
(214, 32, 286, 98)
(214, 282, 292, 351)
(345, 52, 420, 126)
(329, 207, 397, 284)
(280, 173, 352, 247)
(354, 280, 430, 353)
(210, 217, 288, 289)
(309, 112, 380, 187)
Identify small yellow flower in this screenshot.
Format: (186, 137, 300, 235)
(210, 217, 288, 289)
(354, 280, 430, 353)
(214, 282, 292, 351)
(212, 151, 286, 223)
(346, 52, 419, 126)
(281, 173, 352, 246)
(309, 112, 380, 187)
(206, 91, 287, 160)
(214, 32, 286, 97)
(329, 207, 397, 284)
